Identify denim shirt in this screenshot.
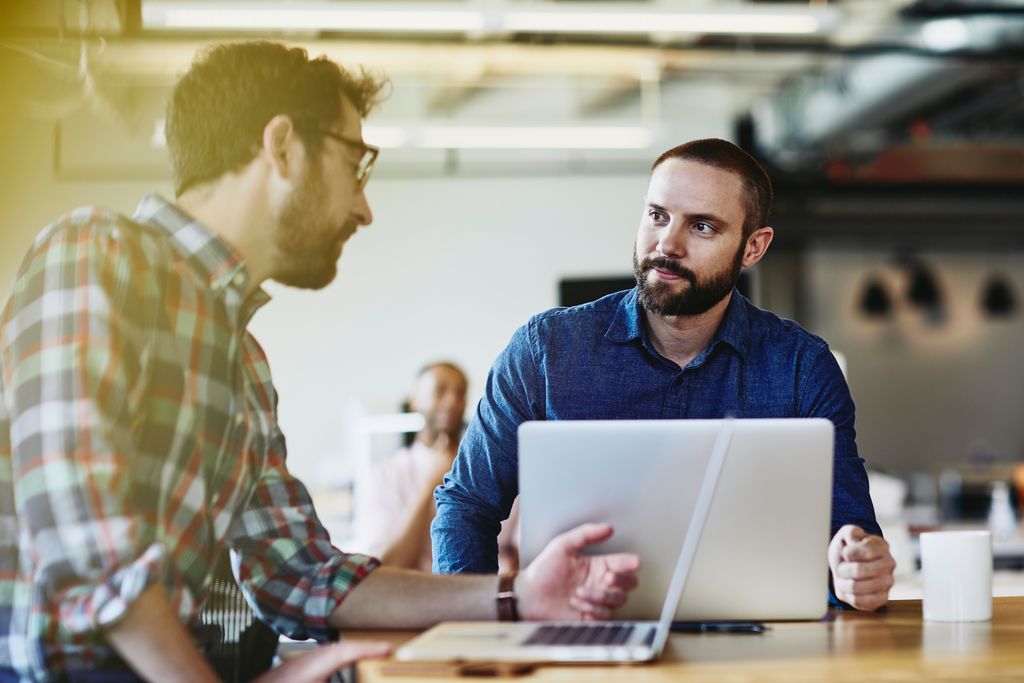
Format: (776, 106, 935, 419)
(431, 288, 880, 575)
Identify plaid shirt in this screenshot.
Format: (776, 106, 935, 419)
(0, 194, 379, 680)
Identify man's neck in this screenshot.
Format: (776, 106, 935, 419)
(642, 292, 732, 369)
(176, 174, 275, 294)
(415, 428, 459, 456)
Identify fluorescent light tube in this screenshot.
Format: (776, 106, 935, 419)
(367, 125, 654, 150)
(144, 2, 487, 32)
(143, 2, 834, 36)
(504, 11, 825, 36)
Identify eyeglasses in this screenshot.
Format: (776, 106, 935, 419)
(307, 127, 379, 191)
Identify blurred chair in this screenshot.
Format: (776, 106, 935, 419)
(197, 550, 279, 683)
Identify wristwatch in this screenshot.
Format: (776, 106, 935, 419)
(496, 572, 519, 621)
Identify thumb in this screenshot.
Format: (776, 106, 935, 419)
(556, 523, 614, 555)
(255, 641, 391, 683)
(829, 525, 857, 564)
(835, 524, 867, 545)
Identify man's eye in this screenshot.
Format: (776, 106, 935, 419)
(694, 222, 715, 234)
(648, 210, 665, 222)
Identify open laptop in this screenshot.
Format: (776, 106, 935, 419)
(519, 418, 835, 622)
(395, 419, 737, 663)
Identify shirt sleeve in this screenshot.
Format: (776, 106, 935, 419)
(431, 322, 542, 574)
(798, 345, 881, 540)
(797, 345, 882, 609)
(228, 423, 379, 642)
(1, 216, 166, 634)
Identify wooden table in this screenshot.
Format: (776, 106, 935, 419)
(344, 598, 1024, 682)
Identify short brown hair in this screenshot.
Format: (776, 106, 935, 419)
(167, 41, 388, 195)
(652, 139, 773, 238)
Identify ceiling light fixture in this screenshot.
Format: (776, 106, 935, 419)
(142, 1, 835, 36)
(981, 274, 1016, 318)
(366, 125, 654, 150)
(503, 10, 828, 36)
(144, 2, 488, 32)
(858, 275, 892, 318)
(150, 120, 653, 151)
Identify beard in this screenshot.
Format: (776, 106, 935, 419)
(273, 164, 355, 290)
(633, 243, 745, 317)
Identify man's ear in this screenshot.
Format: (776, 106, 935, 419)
(741, 226, 774, 268)
(261, 114, 303, 180)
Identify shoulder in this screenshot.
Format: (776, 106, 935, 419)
(525, 289, 630, 337)
(16, 206, 170, 286)
(30, 205, 159, 253)
(4, 206, 173, 329)
(742, 297, 830, 358)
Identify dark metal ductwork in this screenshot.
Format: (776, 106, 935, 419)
(748, 1, 1024, 180)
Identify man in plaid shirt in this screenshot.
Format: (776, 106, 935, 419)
(0, 42, 641, 682)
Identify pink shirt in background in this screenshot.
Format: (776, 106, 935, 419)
(356, 441, 519, 573)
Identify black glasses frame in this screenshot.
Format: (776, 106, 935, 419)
(302, 124, 379, 190)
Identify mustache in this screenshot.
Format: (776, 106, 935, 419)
(642, 256, 696, 283)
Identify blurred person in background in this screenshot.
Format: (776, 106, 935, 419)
(358, 362, 519, 572)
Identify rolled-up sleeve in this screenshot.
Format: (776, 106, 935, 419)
(432, 321, 542, 574)
(2, 219, 165, 634)
(228, 426, 379, 642)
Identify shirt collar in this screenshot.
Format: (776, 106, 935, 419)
(605, 286, 750, 358)
(132, 193, 271, 325)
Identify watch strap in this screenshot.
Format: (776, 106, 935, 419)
(496, 572, 519, 622)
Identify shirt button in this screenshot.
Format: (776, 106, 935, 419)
(232, 272, 245, 287)
(234, 411, 245, 426)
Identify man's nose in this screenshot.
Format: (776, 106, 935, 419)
(352, 187, 373, 226)
(656, 223, 687, 259)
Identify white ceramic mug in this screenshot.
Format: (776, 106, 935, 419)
(920, 530, 992, 622)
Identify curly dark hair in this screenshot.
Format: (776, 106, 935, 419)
(166, 41, 388, 196)
(652, 139, 773, 239)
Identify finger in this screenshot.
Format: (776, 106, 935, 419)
(834, 573, 894, 599)
(841, 591, 890, 612)
(828, 525, 863, 567)
(595, 552, 641, 575)
(556, 523, 614, 555)
(575, 586, 628, 609)
(598, 569, 640, 593)
(833, 556, 895, 581)
(255, 641, 391, 683)
(841, 537, 889, 563)
(835, 525, 867, 545)
(569, 595, 611, 620)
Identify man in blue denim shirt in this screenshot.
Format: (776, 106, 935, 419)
(432, 139, 896, 613)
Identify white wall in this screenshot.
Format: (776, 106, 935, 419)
(251, 174, 646, 483)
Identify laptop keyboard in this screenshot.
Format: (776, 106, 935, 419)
(523, 624, 636, 647)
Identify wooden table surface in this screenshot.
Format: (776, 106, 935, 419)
(344, 597, 1024, 682)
